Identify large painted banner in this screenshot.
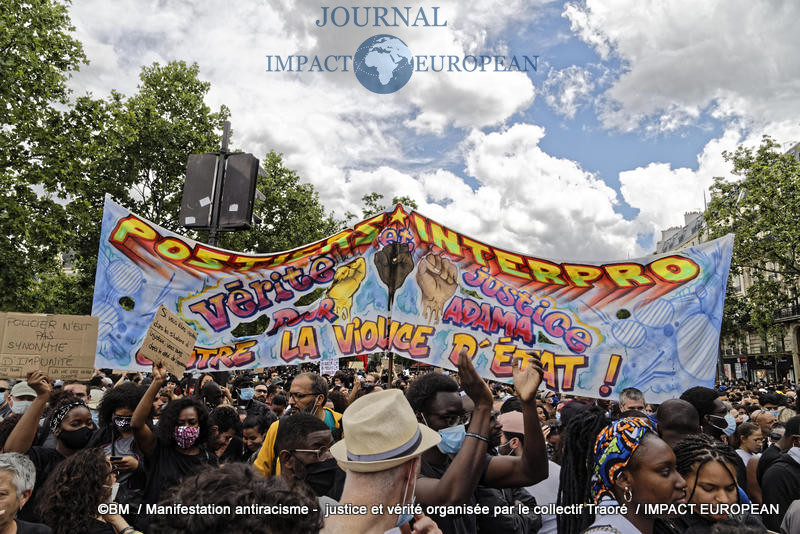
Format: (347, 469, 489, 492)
(92, 195, 733, 401)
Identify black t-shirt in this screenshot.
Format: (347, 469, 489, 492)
(142, 442, 218, 504)
(15, 519, 53, 534)
(18, 446, 65, 523)
(419, 454, 492, 534)
(85, 518, 115, 534)
(756, 443, 782, 485)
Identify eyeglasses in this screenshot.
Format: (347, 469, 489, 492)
(289, 392, 317, 400)
(291, 446, 330, 461)
(106, 467, 120, 478)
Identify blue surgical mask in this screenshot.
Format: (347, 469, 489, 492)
(91, 410, 100, 426)
(723, 414, 736, 437)
(710, 414, 736, 437)
(771, 410, 780, 418)
(0, 392, 4, 403)
(396, 460, 418, 527)
(239, 387, 255, 401)
(437, 424, 466, 454)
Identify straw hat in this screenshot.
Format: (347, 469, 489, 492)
(331, 389, 440, 473)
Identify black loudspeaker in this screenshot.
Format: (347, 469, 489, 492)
(180, 153, 218, 229)
(219, 153, 259, 230)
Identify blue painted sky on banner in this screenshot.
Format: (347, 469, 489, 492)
(67, 1, 800, 260)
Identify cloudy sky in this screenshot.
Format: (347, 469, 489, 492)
(67, 0, 800, 261)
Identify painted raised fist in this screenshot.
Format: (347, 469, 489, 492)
(374, 242, 415, 308)
(325, 257, 367, 320)
(416, 253, 458, 324)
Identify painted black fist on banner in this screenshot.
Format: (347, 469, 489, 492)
(373, 242, 415, 308)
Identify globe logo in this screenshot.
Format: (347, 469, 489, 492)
(353, 35, 413, 94)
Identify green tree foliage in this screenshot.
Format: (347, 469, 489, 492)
(0, 0, 86, 311)
(4, 41, 336, 315)
(346, 192, 419, 221)
(19, 61, 230, 314)
(705, 136, 800, 343)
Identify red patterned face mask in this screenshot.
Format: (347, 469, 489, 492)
(173, 425, 200, 449)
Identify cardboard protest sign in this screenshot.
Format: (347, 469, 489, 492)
(320, 359, 340, 376)
(136, 305, 197, 377)
(1, 313, 98, 380)
(92, 195, 733, 402)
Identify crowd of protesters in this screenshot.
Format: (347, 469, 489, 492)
(1, 361, 800, 534)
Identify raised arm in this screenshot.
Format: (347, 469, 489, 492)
(131, 362, 166, 456)
(3, 371, 51, 453)
(482, 352, 548, 488)
(415, 349, 494, 506)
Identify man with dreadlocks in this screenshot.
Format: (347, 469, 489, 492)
(557, 407, 687, 534)
(668, 434, 765, 533)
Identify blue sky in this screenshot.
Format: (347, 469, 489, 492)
(67, 0, 800, 261)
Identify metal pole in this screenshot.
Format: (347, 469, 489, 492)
(207, 121, 231, 247)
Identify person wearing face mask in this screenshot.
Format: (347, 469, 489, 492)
(405, 350, 548, 534)
(88, 382, 147, 511)
(323, 389, 442, 534)
(276, 413, 345, 504)
(131, 362, 217, 530)
(7, 382, 37, 417)
(499, 411, 560, 534)
(37, 447, 142, 534)
(253, 372, 342, 478)
(680, 386, 752, 505)
(3, 372, 99, 523)
(761, 415, 800, 531)
(474, 410, 541, 534)
(233, 375, 275, 423)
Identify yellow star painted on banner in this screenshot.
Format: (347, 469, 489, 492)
(389, 204, 409, 225)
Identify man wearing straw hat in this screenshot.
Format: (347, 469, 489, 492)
(324, 388, 443, 533)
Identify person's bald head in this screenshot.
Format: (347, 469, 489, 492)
(656, 399, 700, 448)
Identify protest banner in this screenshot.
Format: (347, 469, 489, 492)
(136, 305, 197, 377)
(92, 195, 733, 401)
(1, 312, 98, 380)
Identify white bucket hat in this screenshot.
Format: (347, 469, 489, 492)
(331, 389, 440, 473)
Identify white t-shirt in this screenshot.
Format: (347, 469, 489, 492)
(525, 460, 560, 534)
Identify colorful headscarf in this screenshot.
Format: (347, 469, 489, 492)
(591, 416, 655, 503)
(50, 401, 87, 433)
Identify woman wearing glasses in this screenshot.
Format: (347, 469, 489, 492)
(37, 448, 142, 534)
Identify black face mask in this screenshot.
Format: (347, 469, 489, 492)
(59, 426, 94, 450)
(301, 457, 345, 500)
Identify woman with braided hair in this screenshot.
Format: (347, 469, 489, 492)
(2, 372, 98, 523)
(557, 405, 687, 534)
(666, 434, 766, 533)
